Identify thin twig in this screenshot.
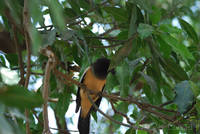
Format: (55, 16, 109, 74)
(32, 110, 43, 127)
(50, 128, 79, 133)
(90, 43, 123, 48)
(110, 101, 134, 125)
(12, 25, 25, 85)
(41, 49, 56, 134)
(86, 36, 126, 42)
(54, 111, 70, 134)
(99, 24, 119, 36)
(90, 33, 138, 48)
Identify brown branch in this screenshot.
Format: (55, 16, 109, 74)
(85, 89, 153, 133)
(32, 110, 43, 127)
(41, 48, 57, 134)
(42, 60, 52, 134)
(23, 1, 31, 89)
(159, 100, 174, 107)
(90, 33, 138, 49)
(102, 93, 176, 122)
(23, 0, 32, 133)
(48, 98, 75, 103)
(110, 101, 134, 126)
(86, 36, 126, 42)
(54, 112, 70, 134)
(50, 128, 79, 133)
(12, 25, 25, 85)
(99, 24, 119, 36)
(90, 43, 123, 48)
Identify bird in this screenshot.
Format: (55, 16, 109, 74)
(75, 58, 111, 134)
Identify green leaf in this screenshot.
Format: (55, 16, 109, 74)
(68, 0, 81, 15)
(64, 8, 77, 18)
(160, 58, 188, 81)
(30, 26, 42, 55)
(189, 81, 200, 98)
(55, 91, 71, 124)
(163, 126, 181, 134)
(128, 4, 137, 38)
(104, 7, 128, 22)
(91, 111, 97, 122)
(110, 39, 134, 69)
(173, 81, 194, 114)
(0, 55, 7, 67)
(137, 130, 148, 134)
(125, 128, 136, 134)
(150, 6, 161, 24)
(130, 0, 152, 13)
(116, 61, 131, 97)
(41, 29, 57, 46)
(5, 54, 18, 67)
(29, 0, 44, 25)
(159, 24, 182, 34)
(139, 72, 157, 92)
(160, 34, 195, 60)
(178, 18, 199, 43)
(46, 0, 65, 30)
(0, 85, 43, 109)
(156, 35, 172, 58)
(0, 115, 15, 134)
(105, 73, 119, 93)
(60, 29, 74, 41)
(137, 23, 154, 39)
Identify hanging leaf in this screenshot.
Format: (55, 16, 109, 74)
(0, 85, 43, 109)
(139, 72, 158, 92)
(173, 81, 194, 114)
(109, 39, 134, 69)
(116, 62, 131, 97)
(160, 34, 195, 61)
(46, 0, 65, 30)
(55, 91, 71, 125)
(160, 58, 188, 81)
(41, 29, 57, 46)
(130, 0, 152, 13)
(104, 7, 128, 22)
(150, 6, 161, 24)
(178, 18, 199, 44)
(125, 128, 136, 134)
(137, 23, 154, 39)
(128, 4, 137, 38)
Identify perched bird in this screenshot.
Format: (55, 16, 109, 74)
(75, 58, 110, 134)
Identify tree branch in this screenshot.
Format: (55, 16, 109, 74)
(90, 33, 138, 49)
(41, 48, 57, 134)
(110, 101, 135, 126)
(85, 89, 153, 133)
(23, 0, 32, 133)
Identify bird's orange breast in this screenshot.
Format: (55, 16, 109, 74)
(80, 68, 106, 118)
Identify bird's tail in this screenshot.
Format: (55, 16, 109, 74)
(78, 111, 90, 134)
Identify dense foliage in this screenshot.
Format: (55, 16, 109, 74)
(0, 0, 200, 134)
